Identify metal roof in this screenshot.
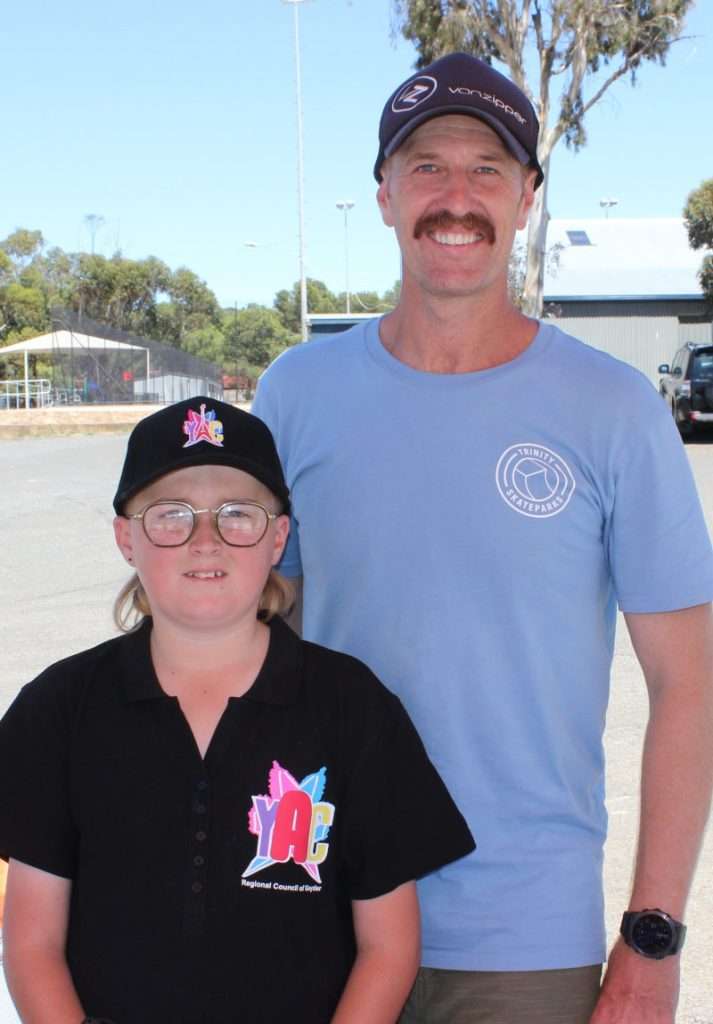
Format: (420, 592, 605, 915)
(543, 218, 703, 300)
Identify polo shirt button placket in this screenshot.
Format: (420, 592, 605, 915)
(187, 777, 210, 932)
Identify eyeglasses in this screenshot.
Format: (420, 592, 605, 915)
(125, 500, 280, 548)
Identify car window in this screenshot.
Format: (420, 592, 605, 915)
(691, 351, 713, 380)
(672, 349, 687, 375)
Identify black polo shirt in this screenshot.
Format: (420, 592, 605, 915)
(0, 617, 474, 1024)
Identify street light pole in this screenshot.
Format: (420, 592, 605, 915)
(336, 200, 355, 314)
(84, 213, 105, 255)
(283, 0, 309, 342)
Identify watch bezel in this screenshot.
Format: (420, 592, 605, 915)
(620, 908, 686, 960)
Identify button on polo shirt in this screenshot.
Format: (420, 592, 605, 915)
(0, 617, 474, 1024)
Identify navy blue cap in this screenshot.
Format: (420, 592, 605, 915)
(375, 52, 543, 188)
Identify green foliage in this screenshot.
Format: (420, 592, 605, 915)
(684, 179, 713, 251)
(224, 305, 297, 372)
(0, 250, 13, 282)
(2, 282, 47, 327)
(381, 280, 402, 308)
(182, 324, 226, 365)
(0, 230, 51, 343)
(699, 255, 713, 305)
(1, 229, 44, 266)
(684, 179, 713, 304)
(339, 285, 401, 314)
(273, 279, 340, 333)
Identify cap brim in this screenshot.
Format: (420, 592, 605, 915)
(113, 451, 291, 516)
(377, 105, 543, 187)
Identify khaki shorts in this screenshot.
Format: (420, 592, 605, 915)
(398, 964, 602, 1024)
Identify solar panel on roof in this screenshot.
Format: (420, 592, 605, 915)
(566, 230, 592, 246)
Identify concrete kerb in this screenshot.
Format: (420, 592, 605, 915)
(0, 405, 165, 440)
(0, 403, 251, 440)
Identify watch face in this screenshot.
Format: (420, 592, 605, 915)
(632, 913, 675, 956)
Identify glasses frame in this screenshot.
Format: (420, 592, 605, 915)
(125, 499, 280, 548)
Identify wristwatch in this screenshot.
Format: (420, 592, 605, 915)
(620, 908, 686, 960)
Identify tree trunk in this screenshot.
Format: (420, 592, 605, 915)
(521, 156, 551, 319)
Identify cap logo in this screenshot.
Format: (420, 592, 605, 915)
(448, 85, 527, 126)
(392, 75, 437, 113)
(182, 403, 224, 448)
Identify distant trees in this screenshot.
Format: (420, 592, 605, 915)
(0, 230, 49, 340)
(274, 279, 343, 334)
(0, 228, 401, 381)
(684, 178, 713, 305)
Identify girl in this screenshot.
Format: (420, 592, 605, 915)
(0, 397, 474, 1024)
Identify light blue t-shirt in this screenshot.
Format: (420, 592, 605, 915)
(253, 317, 713, 971)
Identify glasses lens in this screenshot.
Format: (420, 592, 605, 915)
(217, 502, 268, 546)
(143, 502, 194, 546)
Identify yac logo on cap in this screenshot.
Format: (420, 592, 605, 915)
(392, 74, 437, 113)
(182, 403, 224, 448)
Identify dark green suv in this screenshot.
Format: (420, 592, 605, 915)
(658, 343, 713, 436)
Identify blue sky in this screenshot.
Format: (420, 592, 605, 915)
(2, 0, 712, 310)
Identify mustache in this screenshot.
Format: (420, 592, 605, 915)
(413, 210, 496, 243)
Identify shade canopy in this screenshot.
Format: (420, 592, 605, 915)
(1, 330, 150, 408)
(1, 330, 147, 355)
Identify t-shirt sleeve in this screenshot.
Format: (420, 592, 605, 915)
(0, 676, 78, 878)
(606, 380, 713, 613)
(252, 371, 303, 578)
(341, 689, 476, 901)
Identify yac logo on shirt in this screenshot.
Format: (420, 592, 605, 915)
(495, 443, 576, 518)
(243, 761, 335, 884)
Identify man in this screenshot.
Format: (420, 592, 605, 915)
(253, 52, 713, 1023)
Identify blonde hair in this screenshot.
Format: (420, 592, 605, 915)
(113, 569, 295, 633)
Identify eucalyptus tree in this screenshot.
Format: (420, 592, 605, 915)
(684, 177, 713, 304)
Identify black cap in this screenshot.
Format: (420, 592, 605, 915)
(375, 52, 543, 188)
(113, 397, 290, 515)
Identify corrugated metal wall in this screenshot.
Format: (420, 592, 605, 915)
(549, 314, 680, 385)
(679, 321, 713, 344)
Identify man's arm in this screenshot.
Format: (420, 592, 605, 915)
(3, 859, 85, 1024)
(330, 880, 420, 1024)
(592, 602, 713, 1024)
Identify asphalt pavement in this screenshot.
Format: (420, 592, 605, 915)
(0, 430, 712, 1022)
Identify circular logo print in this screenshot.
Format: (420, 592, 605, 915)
(391, 75, 438, 113)
(495, 443, 575, 519)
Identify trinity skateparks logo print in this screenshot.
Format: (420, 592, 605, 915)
(496, 443, 575, 518)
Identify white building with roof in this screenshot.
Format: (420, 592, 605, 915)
(542, 218, 710, 383)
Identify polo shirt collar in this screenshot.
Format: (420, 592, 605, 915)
(119, 616, 303, 706)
